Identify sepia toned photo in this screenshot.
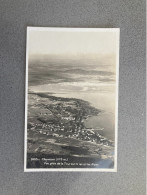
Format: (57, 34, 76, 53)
(24, 27, 119, 172)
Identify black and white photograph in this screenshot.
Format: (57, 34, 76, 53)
(25, 27, 119, 171)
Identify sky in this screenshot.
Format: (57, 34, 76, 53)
(28, 29, 118, 56)
(27, 29, 119, 89)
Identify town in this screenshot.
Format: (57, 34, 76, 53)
(27, 92, 113, 147)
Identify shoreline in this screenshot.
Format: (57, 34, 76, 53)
(27, 92, 114, 168)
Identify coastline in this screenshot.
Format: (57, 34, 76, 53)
(27, 92, 114, 168)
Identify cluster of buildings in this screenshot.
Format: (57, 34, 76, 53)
(28, 96, 112, 146)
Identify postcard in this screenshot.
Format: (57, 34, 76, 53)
(24, 27, 119, 172)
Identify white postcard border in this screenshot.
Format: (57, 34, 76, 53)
(24, 27, 120, 172)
